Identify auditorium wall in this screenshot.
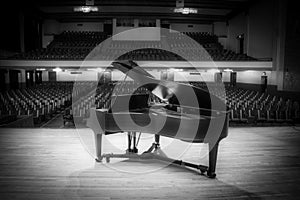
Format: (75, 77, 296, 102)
(56, 71, 98, 82)
(247, 0, 274, 59)
(19, 69, 26, 88)
(222, 71, 230, 83)
(43, 20, 60, 35)
(213, 22, 227, 37)
(111, 70, 160, 81)
(214, 22, 227, 48)
(42, 71, 49, 82)
(172, 70, 276, 88)
(43, 20, 104, 34)
(227, 0, 275, 59)
(283, 0, 300, 92)
(174, 71, 218, 82)
(236, 71, 276, 85)
(0, 8, 21, 52)
(232, 70, 278, 93)
(112, 19, 161, 41)
(170, 24, 212, 33)
(4, 71, 9, 85)
(174, 71, 205, 82)
(42, 35, 54, 48)
(227, 12, 247, 53)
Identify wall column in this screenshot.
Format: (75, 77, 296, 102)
(273, 0, 287, 91)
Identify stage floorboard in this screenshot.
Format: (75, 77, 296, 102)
(0, 127, 299, 199)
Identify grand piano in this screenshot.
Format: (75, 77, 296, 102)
(88, 60, 229, 178)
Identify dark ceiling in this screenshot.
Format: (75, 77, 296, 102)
(14, 0, 257, 23)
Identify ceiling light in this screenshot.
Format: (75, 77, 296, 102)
(174, 8, 198, 14)
(74, 6, 99, 13)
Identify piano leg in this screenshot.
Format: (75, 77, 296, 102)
(95, 133, 103, 162)
(132, 132, 138, 153)
(155, 135, 160, 144)
(207, 142, 219, 178)
(127, 132, 132, 153)
(143, 134, 159, 153)
(126, 132, 138, 153)
(154, 134, 160, 151)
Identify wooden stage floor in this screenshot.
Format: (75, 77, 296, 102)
(0, 127, 299, 199)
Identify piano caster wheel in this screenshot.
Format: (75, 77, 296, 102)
(133, 148, 138, 153)
(95, 157, 103, 162)
(207, 172, 216, 179)
(200, 169, 206, 174)
(106, 157, 110, 163)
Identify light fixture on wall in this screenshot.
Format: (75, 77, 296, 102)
(224, 69, 233, 72)
(236, 34, 244, 39)
(53, 67, 62, 72)
(87, 68, 105, 72)
(208, 69, 220, 73)
(169, 68, 183, 72)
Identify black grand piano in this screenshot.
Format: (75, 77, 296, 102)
(88, 60, 229, 178)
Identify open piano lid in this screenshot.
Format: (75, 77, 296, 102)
(111, 60, 227, 113)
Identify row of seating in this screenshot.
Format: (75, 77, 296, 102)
(108, 41, 163, 49)
(12, 31, 108, 60)
(63, 81, 300, 126)
(9, 31, 256, 61)
(190, 82, 300, 124)
(167, 33, 256, 61)
(100, 49, 182, 61)
(1, 80, 298, 127)
(0, 82, 95, 126)
(49, 31, 108, 49)
(13, 48, 92, 60)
